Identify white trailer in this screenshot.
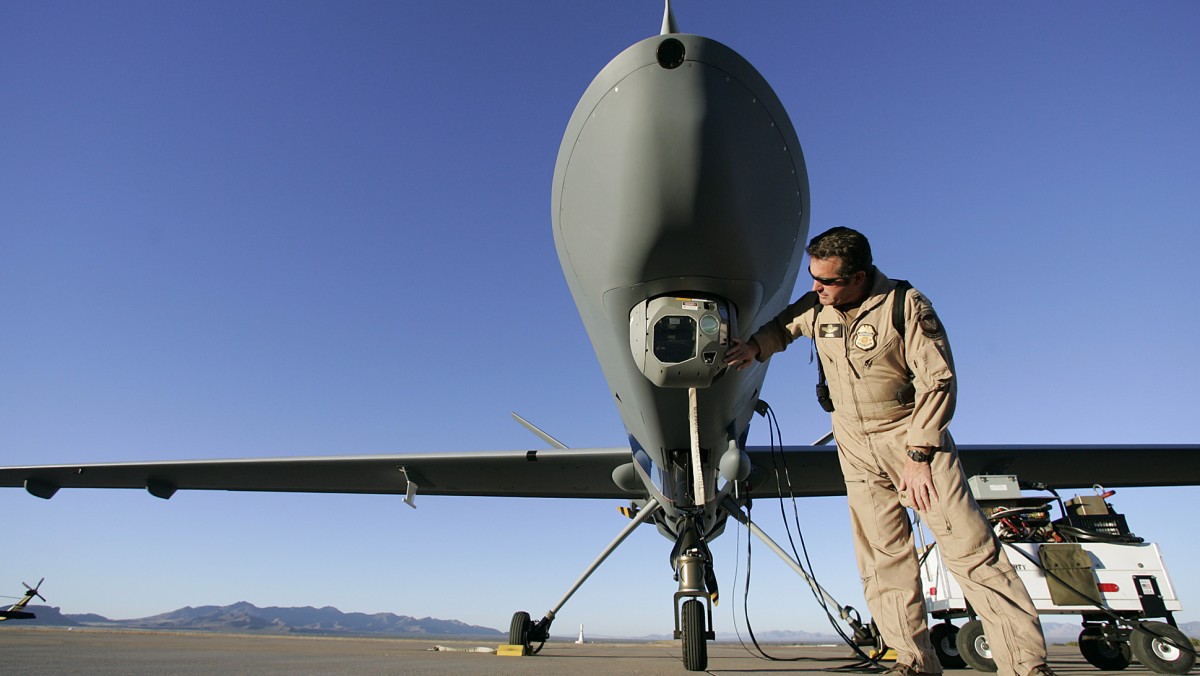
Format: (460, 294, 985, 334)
(916, 478, 1193, 674)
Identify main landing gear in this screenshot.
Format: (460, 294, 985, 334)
(507, 610, 551, 656)
(508, 494, 879, 672)
(508, 497, 663, 658)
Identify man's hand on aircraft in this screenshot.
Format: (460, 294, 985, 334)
(725, 338, 759, 370)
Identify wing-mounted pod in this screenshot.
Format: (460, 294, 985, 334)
(630, 295, 735, 388)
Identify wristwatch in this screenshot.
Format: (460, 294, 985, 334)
(906, 448, 932, 463)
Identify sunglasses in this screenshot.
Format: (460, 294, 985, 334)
(809, 270, 851, 286)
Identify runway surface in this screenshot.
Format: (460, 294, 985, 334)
(0, 627, 1177, 675)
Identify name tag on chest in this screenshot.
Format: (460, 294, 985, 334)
(819, 323, 844, 338)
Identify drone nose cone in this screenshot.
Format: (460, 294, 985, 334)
(553, 33, 807, 311)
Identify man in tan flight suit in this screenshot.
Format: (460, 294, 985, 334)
(725, 227, 1053, 676)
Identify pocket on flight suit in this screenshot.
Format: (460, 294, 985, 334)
(855, 337, 911, 436)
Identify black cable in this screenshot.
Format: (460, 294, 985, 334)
(726, 497, 769, 657)
(1053, 523, 1144, 544)
(738, 499, 781, 660)
(733, 411, 808, 663)
(728, 499, 754, 652)
(1017, 481, 1147, 546)
(730, 401, 883, 672)
(767, 404, 882, 669)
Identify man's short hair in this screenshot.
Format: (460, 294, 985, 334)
(806, 226, 872, 277)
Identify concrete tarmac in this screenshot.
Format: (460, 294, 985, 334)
(0, 627, 1175, 675)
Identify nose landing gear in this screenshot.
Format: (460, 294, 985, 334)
(672, 516, 717, 671)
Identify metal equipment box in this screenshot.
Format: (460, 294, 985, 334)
(966, 474, 1021, 501)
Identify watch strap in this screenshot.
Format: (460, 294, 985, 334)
(907, 448, 932, 463)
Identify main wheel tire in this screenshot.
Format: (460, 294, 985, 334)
(1129, 621, 1195, 674)
(956, 619, 998, 672)
(1079, 627, 1131, 670)
(681, 599, 708, 671)
(931, 622, 967, 669)
(508, 611, 531, 653)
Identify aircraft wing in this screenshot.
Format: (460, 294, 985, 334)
(955, 444, 1200, 489)
(3, 444, 1198, 503)
(745, 444, 1200, 498)
(0, 611, 36, 620)
(0, 448, 634, 501)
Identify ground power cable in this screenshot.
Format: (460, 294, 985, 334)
(765, 402, 884, 671)
(729, 400, 884, 672)
(765, 402, 886, 673)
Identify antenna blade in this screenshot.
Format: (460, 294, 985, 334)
(660, 0, 678, 35)
(511, 412, 569, 449)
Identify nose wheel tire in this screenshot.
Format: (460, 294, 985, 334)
(681, 598, 708, 671)
(956, 619, 997, 672)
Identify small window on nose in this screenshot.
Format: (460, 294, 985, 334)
(653, 316, 696, 363)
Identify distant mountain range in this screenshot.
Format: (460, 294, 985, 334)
(17, 603, 1200, 644)
(21, 602, 503, 638)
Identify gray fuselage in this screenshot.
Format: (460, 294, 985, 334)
(552, 33, 810, 524)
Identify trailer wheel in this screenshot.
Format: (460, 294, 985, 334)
(956, 619, 997, 672)
(1129, 621, 1194, 674)
(931, 622, 966, 669)
(1079, 627, 1131, 670)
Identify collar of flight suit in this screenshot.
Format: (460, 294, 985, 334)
(827, 266, 897, 328)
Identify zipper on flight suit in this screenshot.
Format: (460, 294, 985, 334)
(843, 295, 887, 380)
(840, 293, 893, 478)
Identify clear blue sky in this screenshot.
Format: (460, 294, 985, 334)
(2, 1, 1198, 639)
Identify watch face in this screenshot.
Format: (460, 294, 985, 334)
(907, 449, 930, 463)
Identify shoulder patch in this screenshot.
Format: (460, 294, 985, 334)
(918, 308, 944, 339)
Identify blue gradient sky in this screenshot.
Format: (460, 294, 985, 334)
(3, 2, 1198, 638)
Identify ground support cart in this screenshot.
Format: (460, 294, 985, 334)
(918, 480, 1193, 674)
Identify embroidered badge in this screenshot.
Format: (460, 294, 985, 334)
(919, 309, 944, 339)
(854, 324, 877, 350)
(819, 323, 844, 338)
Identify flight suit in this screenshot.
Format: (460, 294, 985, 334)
(750, 268, 1046, 675)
